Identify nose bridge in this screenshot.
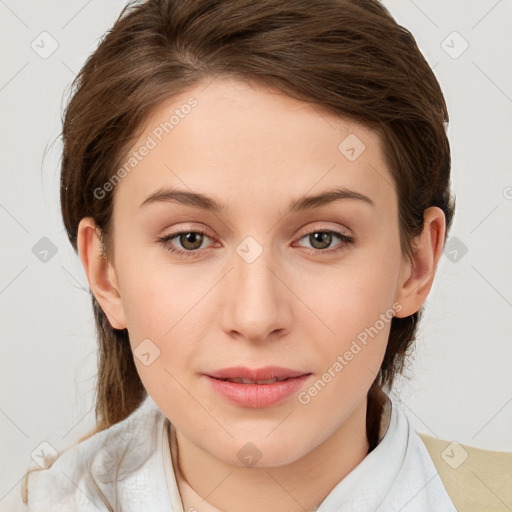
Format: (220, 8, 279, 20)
(224, 233, 288, 340)
(234, 233, 279, 302)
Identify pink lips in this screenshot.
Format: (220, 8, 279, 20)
(204, 366, 311, 408)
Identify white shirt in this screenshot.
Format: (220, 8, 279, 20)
(3, 393, 457, 512)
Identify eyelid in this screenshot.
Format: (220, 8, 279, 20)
(160, 222, 352, 245)
(295, 222, 352, 239)
(158, 222, 354, 259)
(160, 224, 215, 243)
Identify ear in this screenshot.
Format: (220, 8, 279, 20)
(394, 207, 446, 318)
(76, 217, 127, 330)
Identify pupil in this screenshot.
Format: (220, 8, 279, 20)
(182, 232, 203, 250)
(312, 232, 331, 249)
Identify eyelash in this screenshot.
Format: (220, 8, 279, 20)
(157, 227, 354, 258)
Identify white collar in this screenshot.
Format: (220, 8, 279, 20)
(311, 392, 457, 511)
(162, 392, 457, 512)
(12, 393, 457, 512)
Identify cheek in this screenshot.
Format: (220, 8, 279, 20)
(115, 260, 208, 379)
(297, 253, 400, 337)
(297, 278, 395, 412)
(292, 243, 401, 385)
(308, 286, 393, 387)
(116, 250, 198, 334)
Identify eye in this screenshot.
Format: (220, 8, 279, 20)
(295, 228, 354, 255)
(156, 226, 354, 259)
(157, 228, 213, 258)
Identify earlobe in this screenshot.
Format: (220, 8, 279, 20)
(394, 207, 446, 318)
(76, 217, 127, 330)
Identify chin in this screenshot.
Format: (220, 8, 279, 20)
(217, 436, 310, 469)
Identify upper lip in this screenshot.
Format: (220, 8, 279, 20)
(205, 366, 310, 381)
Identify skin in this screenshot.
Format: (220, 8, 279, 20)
(77, 76, 445, 512)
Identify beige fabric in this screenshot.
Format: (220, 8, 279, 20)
(418, 432, 512, 512)
(164, 407, 512, 512)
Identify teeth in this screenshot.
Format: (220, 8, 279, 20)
(221, 377, 290, 384)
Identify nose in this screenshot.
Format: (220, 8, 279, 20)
(220, 237, 292, 344)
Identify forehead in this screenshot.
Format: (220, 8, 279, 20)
(113, 76, 396, 218)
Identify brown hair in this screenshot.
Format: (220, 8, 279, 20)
(59, 0, 453, 451)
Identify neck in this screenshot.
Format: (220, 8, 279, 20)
(174, 397, 370, 512)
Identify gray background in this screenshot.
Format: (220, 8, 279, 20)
(1, 0, 511, 503)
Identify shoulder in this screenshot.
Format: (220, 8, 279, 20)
(417, 431, 512, 512)
(8, 396, 164, 512)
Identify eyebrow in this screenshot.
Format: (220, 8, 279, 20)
(139, 186, 374, 214)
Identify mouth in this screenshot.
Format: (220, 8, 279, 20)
(213, 376, 293, 384)
(205, 365, 310, 382)
(203, 366, 312, 408)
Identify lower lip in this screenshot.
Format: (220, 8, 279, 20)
(205, 374, 311, 408)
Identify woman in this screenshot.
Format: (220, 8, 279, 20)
(5, 0, 511, 511)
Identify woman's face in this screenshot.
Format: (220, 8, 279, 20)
(88, 76, 416, 466)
